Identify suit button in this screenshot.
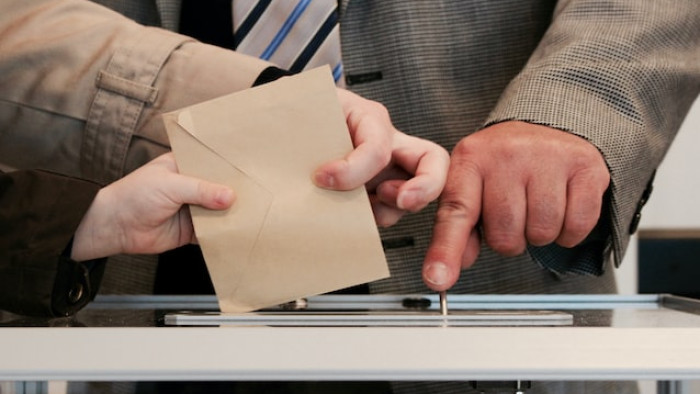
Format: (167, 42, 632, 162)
(629, 171, 656, 234)
(68, 284, 84, 304)
(629, 212, 642, 234)
(639, 183, 654, 206)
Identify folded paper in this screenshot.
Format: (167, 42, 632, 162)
(163, 66, 389, 312)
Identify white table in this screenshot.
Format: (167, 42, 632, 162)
(2, 294, 699, 394)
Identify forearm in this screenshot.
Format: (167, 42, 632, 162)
(0, 0, 270, 182)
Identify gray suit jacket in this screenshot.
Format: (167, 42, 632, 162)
(2, 0, 699, 296)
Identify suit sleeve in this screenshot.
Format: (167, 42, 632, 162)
(0, 170, 106, 317)
(485, 0, 700, 270)
(0, 0, 271, 184)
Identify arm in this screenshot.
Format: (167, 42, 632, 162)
(0, 153, 234, 317)
(424, 0, 700, 289)
(0, 0, 448, 224)
(0, 0, 269, 183)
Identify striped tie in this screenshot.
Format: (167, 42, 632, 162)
(232, 0, 344, 85)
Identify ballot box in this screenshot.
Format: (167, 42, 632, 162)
(2, 294, 700, 394)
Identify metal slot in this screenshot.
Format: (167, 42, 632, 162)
(164, 310, 573, 327)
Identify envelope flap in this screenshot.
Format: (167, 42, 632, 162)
(164, 112, 274, 299)
(175, 66, 352, 194)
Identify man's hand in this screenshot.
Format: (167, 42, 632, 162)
(422, 121, 611, 290)
(71, 153, 235, 261)
(313, 89, 450, 227)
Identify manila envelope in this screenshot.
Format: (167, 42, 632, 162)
(163, 66, 389, 313)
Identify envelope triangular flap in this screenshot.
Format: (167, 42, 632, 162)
(164, 66, 389, 313)
(164, 112, 273, 298)
(175, 67, 351, 192)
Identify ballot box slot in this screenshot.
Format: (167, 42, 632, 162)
(163, 310, 573, 327)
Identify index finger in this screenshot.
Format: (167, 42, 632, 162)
(423, 159, 483, 291)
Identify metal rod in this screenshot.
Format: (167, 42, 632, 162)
(440, 291, 448, 316)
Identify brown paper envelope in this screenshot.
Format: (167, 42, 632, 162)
(163, 66, 389, 313)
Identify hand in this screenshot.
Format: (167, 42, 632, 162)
(423, 121, 611, 290)
(71, 153, 235, 261)
(313, 88, 450, 227)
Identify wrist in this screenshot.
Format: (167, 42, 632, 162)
(70, 188, 121, 261)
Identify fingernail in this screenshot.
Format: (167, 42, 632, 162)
(314, 171, 335, 188)
(396, 190, 416, 210)
(424, 262, 449, 287)
(397, 189, 419, 210)
(215, 188, 234, 205)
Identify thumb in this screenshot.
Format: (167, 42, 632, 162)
(170, 176, 235, 210)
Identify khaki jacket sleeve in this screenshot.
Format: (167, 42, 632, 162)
(0, 0, 270, 184)
(485, 0, 700, 268)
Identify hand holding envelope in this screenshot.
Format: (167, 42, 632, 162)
(317, 89, 450, 228)
(163, 67, 390, 312)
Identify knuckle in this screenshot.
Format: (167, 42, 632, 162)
(450, 143, 484, 177)
(370, 143, 392, 168)
(436, 199, 472, 223)
(526, 201, 562, 245)
(452, 138, 476, 158)
(527, 224, 559, 246)
(369, 100, 390, 118)
(562, 215, 596, 245)
(486, 232, 526, 256)
(484, 212, 526, 256)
